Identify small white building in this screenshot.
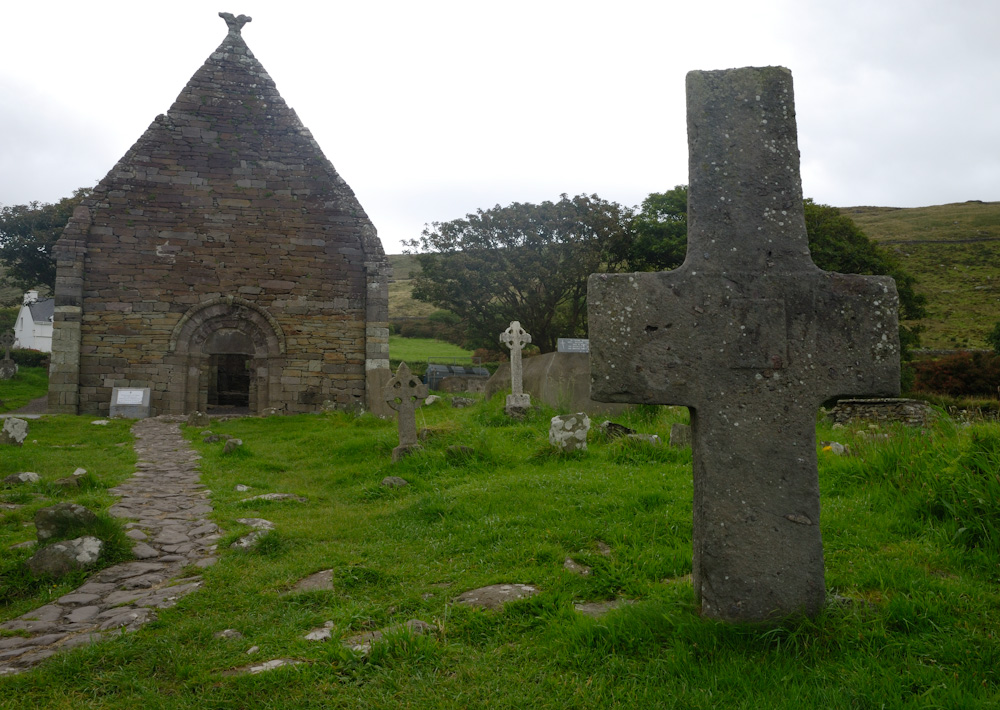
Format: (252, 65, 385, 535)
(13, 291, 54, 353)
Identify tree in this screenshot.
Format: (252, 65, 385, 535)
(404, 194, 634, 352)
(0, 188, 91, 293)
(632, 186, 927, 357)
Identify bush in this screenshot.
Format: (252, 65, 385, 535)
(10, 348, 49, 368)
(912, 351, 1000, 398)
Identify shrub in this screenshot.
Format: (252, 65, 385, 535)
(10, 348, 49, 368)
(911, 351, 1000, 398)
(987, 320, 1000, 356)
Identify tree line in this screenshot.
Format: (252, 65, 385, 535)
(405, 187, 927, 356)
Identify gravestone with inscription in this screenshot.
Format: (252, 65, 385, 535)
(589, 66, 900, 622)
(384, 362, 429, 461)
(110, 387, 151, 419)
(500, 321, 532, 417)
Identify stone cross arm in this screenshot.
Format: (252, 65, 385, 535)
(588, 267, 900, 409)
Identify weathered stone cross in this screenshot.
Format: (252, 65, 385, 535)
(0, 331, 13, 361)
(384, 361, 428, 461)
(501, 321, 532, 415)
(589, 67, 900, 622)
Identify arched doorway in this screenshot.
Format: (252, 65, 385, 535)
(169, 297, 286, 414)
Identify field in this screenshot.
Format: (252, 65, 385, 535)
(2, 398, 999, 707)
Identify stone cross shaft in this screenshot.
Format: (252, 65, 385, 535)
(589, 67, 900, 622)
(0, 331, 13, 360)
(384, 362, 428, 459)
(500, 321, 531, 396)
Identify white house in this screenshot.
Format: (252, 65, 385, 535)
(13, 291, 54, 352)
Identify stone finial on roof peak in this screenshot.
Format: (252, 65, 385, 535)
(219, 12, 252, 35)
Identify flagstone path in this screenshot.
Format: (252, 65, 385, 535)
(0, 416, 218, 676)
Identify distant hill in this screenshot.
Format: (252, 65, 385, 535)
(842, 201, 1000, 349)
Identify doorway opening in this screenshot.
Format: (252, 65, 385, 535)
(210, 354, 250, 408)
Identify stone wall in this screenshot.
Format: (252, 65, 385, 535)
(828, 398, 938, 428)
(48, 19, 388, 416)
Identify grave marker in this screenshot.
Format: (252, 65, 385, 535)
(0, 331, 16, 380)
(110, 387, 151, 419)
(384, 362, 428, 461)
(500, 321, 532, 416)
(589, 66, 900, 622)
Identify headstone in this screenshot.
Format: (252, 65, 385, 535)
(557, 338, 590, 353)
(500, 321, 532, 417)
(109, 387, 151, 419)
(0, 417, 29, 446)
(0, 331, 17, 380)
(384, 362, 428, 461)
(549, 413, 590, 452)
(588, 67, 900, 622)
(669, 423, 692, 448)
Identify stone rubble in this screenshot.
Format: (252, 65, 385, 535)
(0, 416, 216, 676)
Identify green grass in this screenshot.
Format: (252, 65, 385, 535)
(0, 367, 48, 413)
(389, 335, 473, 365)
(2, 401, 999, 707)
(0, 416, 136, 619)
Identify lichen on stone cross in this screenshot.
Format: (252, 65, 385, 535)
(588, 66, 901, 623)
(0, 331, 13, 360)
(384, 362, 428, 459)
(219, 12, 252, 35)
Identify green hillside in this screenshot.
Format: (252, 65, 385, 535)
(391, 200, 1000, 350)
(843, 201, 1000, 349)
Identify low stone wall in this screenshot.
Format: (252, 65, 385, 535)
(828, 398, 938, 428)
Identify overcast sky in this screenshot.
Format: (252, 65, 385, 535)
(2, 0, 998, 254)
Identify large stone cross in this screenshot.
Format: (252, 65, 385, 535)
(384, 361, 428, 461)
(0, 331, 13, 361)
(501, 321, 532, 415)
(589, 67, 900, 622)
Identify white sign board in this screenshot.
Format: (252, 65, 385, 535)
(116, 389, 146, 405)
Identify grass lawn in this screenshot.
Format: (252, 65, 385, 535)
(0, 367, 48, 413)
(389, 335, 473, 365)
(1, 400, 999, 707)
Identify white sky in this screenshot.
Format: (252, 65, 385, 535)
(2, 0, 998, 254)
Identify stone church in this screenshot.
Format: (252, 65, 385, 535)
(48, 13, 390, 417)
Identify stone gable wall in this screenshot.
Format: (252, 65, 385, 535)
(49, 24, 388, 416)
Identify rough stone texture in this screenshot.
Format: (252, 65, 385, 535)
(588, 67, 900, 622)
(453, 584, 539, 610)
(288, 569, 334, 593)
(669, 423, 692, 448)
(47, 16, 389, 418)
(574, 599, 633, 618)
(487, 353, 630, 416)
(384, 362, 428, 461)
(500, 321, 532, 416)
(342, 619, 435, 654)
(380, 476, 408, 488)
(829, 398, 938, 428)
(1, 417, 214, 675)
(4, 472, 40, 485)
(35, 503, 99, 542)
(1, 417, 29, 446)
(26, 537, 104, 577)
(549, 413, 590, 452)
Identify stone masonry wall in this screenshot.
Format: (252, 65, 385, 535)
(49, 19, 388, 416)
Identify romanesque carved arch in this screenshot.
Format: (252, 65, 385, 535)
(170, 296, 285, 355)
(169, 296, 286, 413)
